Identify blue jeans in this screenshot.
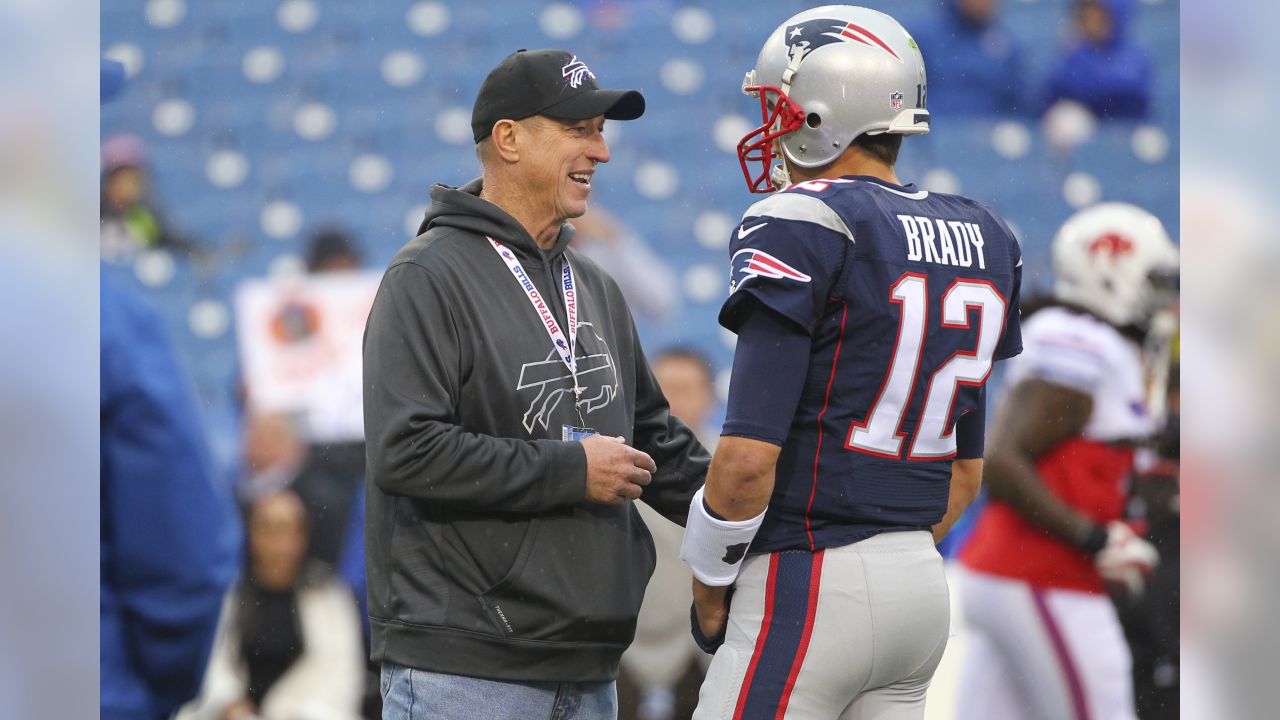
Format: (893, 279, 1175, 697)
(381, 663, 618, 720)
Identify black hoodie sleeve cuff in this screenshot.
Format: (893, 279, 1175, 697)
(541, 439, 588, 508)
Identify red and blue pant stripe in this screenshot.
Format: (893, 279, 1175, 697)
(732, 549, 825, 720)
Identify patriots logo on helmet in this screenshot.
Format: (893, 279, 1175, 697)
(784, 17, 903, 64)
(730, 248, 812, 293)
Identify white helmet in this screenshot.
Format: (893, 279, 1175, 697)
(1053, 202, 1180, 328)
(737, 5, 929, 193)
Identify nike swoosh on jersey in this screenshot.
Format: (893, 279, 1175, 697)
(737, 222, 769, 240)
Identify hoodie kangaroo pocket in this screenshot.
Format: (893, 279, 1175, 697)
(477, 509, 651, 643)
(475, 518, 542, 635)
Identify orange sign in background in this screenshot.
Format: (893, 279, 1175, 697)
(234, 271, 380, 442)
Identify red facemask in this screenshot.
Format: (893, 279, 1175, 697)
(736, 84, 807, 194)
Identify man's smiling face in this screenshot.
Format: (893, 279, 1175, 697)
(519, 114, 611, 223)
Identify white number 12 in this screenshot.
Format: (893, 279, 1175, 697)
(846, 273, 1006, 460)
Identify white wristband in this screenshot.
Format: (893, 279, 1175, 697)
(680, 486, 766, 586)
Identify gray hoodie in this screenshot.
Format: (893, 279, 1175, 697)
(363, 179, 709, 682)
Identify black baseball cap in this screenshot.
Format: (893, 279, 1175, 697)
(471, 49, 646, 143)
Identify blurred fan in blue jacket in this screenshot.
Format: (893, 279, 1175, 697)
(101, 268, 240, 720)
(911, 0, 1027, 116)
(1041, 0, 1153, 119)
(100, 58, 240, 720)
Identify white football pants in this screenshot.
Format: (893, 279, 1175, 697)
(693, 531, 950, 720)
(954, 566, 1137, 720)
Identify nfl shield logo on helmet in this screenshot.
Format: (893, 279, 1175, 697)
(890, 91, 904, 110)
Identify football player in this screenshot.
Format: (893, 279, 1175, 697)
(956, 202, 1179, 720)
(679, 6, 1023, 718)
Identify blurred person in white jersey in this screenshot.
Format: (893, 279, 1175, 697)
(957, 202, 1179, 720)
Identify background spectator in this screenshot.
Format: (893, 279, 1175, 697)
(237, 226, 373, 568)
(177, 489, 364, 720)
(239, 409, 362, 571)
(240, 411, 306, 503)
(295, 226, 370, 566)
(620, 347, 719, 720)
(1041, 0, 1153, 119)
(306, 227, 364, 274)
(100, 133, 200, 262)
(911, 0, 1026, 116)
(101, 269, 241, 720)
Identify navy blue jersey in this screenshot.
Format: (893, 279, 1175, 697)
(719, 175, 1023, 553)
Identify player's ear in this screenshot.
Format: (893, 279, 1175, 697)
(489, 119, 521, 163)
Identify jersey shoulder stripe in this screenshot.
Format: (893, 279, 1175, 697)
(741, 191, 855, 244)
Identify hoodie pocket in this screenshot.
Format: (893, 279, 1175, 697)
(477, 507, 654, 644)
(475, 518, 543, 636)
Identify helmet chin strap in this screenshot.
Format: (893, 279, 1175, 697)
(771, 162, 793, 190)
(770, 47, 807, 191)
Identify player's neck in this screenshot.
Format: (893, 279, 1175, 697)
(789, 154, 901, 187)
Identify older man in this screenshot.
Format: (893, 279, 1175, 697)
(363, 49, 709, 720)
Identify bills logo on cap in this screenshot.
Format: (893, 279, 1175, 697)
(561, 55, 596, 89)
(890, 91, 904, 110)
(785, 18, 903, 64)
(730, 248, 812, 293)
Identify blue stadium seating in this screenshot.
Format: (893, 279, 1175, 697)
(102, 0, 1178, 434)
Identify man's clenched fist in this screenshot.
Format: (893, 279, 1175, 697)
(580, 434, 656, 505)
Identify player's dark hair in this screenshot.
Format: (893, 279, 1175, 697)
(852, 133, 903, 166)
(654, 345, 715, 387)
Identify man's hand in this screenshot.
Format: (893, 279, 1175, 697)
(1094, 521, 1159, 596)
(581, 434, 656, 505)
(691, 578, 731, 653)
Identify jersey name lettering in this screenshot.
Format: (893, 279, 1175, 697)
(896, 214, 987, 269)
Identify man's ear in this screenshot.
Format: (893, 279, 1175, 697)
(489, 119, 522, 163)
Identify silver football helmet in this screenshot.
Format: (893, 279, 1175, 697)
(738, 5, 930, 193)
(1053, 202, 1180, 328)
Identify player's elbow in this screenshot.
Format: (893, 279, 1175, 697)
(706, 437, 779, 518)
(713, 440, 777, 487)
